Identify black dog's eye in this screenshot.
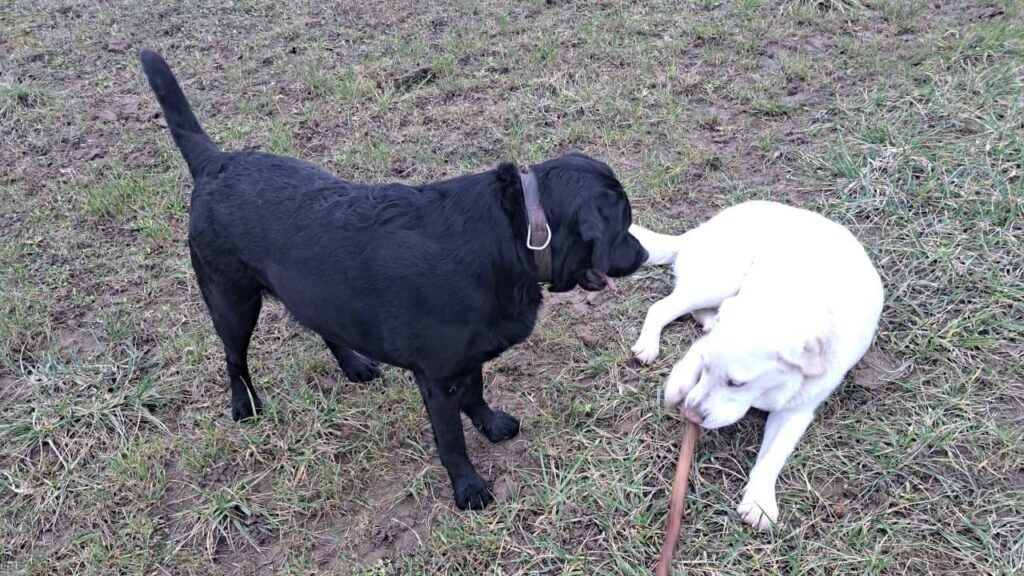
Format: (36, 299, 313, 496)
(726, 378, 745, 388)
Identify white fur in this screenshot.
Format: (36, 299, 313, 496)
(631, 201, 883, 531)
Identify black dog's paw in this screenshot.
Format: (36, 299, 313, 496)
(342, 356, 382, 383)
(453, 475, 494, 510)
(479, 410, 520, 443)
(231, 394, 263, 422)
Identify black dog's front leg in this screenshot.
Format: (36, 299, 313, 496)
(461, 366, 520, 443)
(414, 373, 493, 510)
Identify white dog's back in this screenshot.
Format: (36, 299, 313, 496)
(631, 201, 883, 359)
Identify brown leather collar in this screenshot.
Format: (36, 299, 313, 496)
(519, 169, 552, 284)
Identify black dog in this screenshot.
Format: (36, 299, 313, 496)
(140, 50, 646, 510)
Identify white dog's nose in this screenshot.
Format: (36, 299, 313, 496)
(682, 405, 704, 425)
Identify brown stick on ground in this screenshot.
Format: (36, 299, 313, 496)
(655, 420, 700, 576)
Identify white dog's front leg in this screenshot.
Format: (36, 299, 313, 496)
(737, 408, 815, 531)
(632, 289, 717, 363)
(663, 338, 705, 407)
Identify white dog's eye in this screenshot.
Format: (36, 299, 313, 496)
(726, 378, 745, 388)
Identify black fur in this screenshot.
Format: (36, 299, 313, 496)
(139, 49, 646, 510)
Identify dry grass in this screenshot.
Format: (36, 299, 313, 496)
(1, 0, 1022, 574)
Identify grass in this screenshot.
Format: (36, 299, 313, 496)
(1, 0, 1023, 574)
(0, 82, 50, 119)
(81, 162, 186, 244)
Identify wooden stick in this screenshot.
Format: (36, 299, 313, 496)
(655, 420, 700, 576)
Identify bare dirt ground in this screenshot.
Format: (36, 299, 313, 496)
(1, 0, 1022, 574)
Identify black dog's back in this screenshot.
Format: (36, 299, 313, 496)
(207, 166, 532, 370)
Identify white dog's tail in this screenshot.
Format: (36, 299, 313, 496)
(630, 224, 679, 265)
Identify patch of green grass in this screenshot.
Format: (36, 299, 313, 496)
(0, 81, 50, 118)
(735, 0, 764, 12)
(211, 122, 254, 148)
(333, 140, 396, 178)
(175, 472, 279, 556)
(692, 23, 727, 44)
(369, 83, 407, 118)
(876, 0, 925, 34)
(300, 57, 333, 97)
(534, 37, 559, 64)
(0, 279, 49, 365)
(0, 342, 168, 568)
(81, 162, 185, 244)
(106, 438, 169, 506)
(391, 35, 428, 60)
(749, 97, 791, 116)
(0, 350, 165, 451)
(945, 21, 1024, 65)
(781, 54, 815, 82)
(181, 423, 235, 475)
(266, 119, 296, 156)
(637, 155, 687, 198)
(333, 66, 364, 103)
(786, 0, 865, 13)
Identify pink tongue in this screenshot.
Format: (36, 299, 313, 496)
(596, 271, 617, 292)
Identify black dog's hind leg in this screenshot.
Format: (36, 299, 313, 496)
(461, 366, 519, 443)
(415, 372, 493, 510)
(192, 251, 264, 421)
(323, 338, 382, 382)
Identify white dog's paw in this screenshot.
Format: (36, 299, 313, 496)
(737, 491, 779, 531)
(631, 338, 660, 364)
(692, 309, 718, 332)
(663, 357, 699, 407)
(663, 371, 687, 407)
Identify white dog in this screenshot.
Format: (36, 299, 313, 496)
(630, 201, 883, 530)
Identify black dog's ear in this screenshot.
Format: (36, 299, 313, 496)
(578, 202, 603, 240)
(495, 162, 524, 217)
(577, 202, 609, 271)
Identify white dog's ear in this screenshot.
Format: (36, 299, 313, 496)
(778, 335, 829, 377)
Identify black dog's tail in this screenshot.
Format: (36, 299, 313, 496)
(139, 49, 220, 178)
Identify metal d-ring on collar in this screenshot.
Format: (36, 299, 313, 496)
(519, 168, 552, 284)
(526, 222, 552, 251)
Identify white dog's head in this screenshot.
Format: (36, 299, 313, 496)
(666, 296, 832, 429)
